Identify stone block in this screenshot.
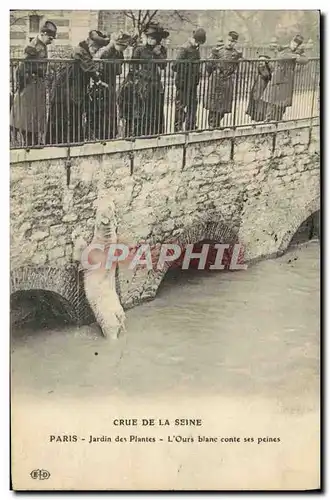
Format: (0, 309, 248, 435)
(62, 213, 78, 223)
(65, 244, 73, 256)
(54, 257, 70, 266)
(50, 224, 67, 236)
(31, 253, 47, 265)
(272, 178, 284, 186)
(48, 246, 65, 260)
(31, 231, 49, 241)
(311, 125, 320, 143)
(294, 144, 308, 154)
(290, 128, 310, 146)
(309, 141, 320, 155)
(234, 142, 257, 163)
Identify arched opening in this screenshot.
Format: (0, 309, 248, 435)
(288, 210, 320, 248)
(158, 236, 244, 295)
(10, 289, 77, 334)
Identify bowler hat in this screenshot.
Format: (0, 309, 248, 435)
(228, 30, 239, 41)
(193, 28, 206, 44)
(40, 21, 57, 38)
(293, 34, 304, 45)
(89, 30, 110, 46)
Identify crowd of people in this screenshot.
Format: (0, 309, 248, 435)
(10, 20, 309, 147)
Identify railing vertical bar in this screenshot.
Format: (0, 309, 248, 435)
(67, 64, 71, 144)
(130, 60, 134, 138)
(48, 62, 53, 145)
(303, 60, 309, 118)
(199, 60, 204, 130)
(309, 59, 317, 126)
(77, 63, 81, 143)
(232, 59, 240, 129)
(23, 62, 28, 147)
(10, 61, 15, 146)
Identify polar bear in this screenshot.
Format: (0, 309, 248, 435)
(73, 200, 126, 341)
(83, 267, 126, 340)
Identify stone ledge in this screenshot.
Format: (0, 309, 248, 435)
(10, 118, 319, 165)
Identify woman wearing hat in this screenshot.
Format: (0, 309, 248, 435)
(90, 33, 132, 140)
(246, 55, 272, 122)
(47, 30, 109, 144)
(10, 21, 57, 147)
(260, 34, 308, 122)
(119, 22, 169, 137)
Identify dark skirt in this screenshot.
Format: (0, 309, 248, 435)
(246, 98, 269, 122)
(138, 85, 164, 136)
(86, 86, 118, 141)
(119, 78, 164, 137)
(46, 100, 86, 145)
(264, 103, 287, 121)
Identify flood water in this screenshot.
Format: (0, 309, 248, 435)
(11, 240, 320, 410)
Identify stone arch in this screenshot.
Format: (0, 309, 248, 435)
(174, 218, 239, 248)
(10, 265, 93, 324)
(277, 197, 320, 255)
(11, 289, 76, 326)
(123, 216, 240, 308)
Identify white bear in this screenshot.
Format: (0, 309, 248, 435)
(73, 199, 126, 341)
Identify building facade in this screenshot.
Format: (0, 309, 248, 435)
(10, 10, 319, 58)
(10, 10, 99, 57)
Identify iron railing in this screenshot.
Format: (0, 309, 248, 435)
(166, 43, 319, 60)
(10, 43, 320, 60)
(10, 57, 320, 148)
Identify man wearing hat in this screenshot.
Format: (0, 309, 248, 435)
(172, 28, 206, 132)
(10, 20, 57, 146)
(91, 32, 132, 140)
(119, 22, 169, 137)
(260, 33, 308, 121)
(205, 30, 242, 128)
(47, 29, 109, 144)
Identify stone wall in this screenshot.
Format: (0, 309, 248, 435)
(10, 118, 320, 317)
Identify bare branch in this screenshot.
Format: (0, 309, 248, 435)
(124, 11, 135, 21)
(10, 15, 27, 26)
(124, 9, 159, 37)
(172, 10, 194, 24)
(146, 10, 158, 28)
(10, 10, 41, 27)
(140, 10, 150, 29)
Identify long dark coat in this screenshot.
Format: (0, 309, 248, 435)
(10, 36, 48, 143)
(47, 41, 101, 144)
(92, 45, 124, 140)
(261, 46, 308, 107)
(172, 41, 201, 98)
(246, 63, 272, 121)
(118, 43, 167, 137)
(205, 46, 241, 114)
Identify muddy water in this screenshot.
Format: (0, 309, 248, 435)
(11, 240, 320, 412)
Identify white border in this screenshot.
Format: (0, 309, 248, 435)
(2, 3, 327, 498)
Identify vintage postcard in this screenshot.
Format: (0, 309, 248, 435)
(10, 9, 320, 491)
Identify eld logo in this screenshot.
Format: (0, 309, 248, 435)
(30, 469, 50, 480)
